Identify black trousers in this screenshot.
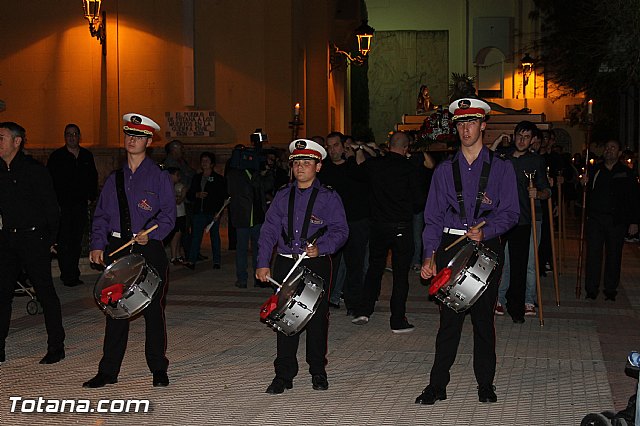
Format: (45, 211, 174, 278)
(341, 218, 370, 312)
(585, 215, 627, 297)
(56, 203, 87, 283)
(272, 255, 331, 381)
(357, 221, 414, 326)
(0, 230, 65, 352)
(429, 234, 503, 390)
(97, 238, 169, 377)
(502, 224, 531, 320)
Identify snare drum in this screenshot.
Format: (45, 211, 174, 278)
(261, 266, 324, 336)
(430, 242, 499, 312)
(94, 254, 161, 319)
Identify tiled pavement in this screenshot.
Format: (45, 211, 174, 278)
(1, 226, 639, 425)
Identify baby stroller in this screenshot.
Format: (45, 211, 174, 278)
(581, 363, 638, 426)
(13, 270, 41, 316)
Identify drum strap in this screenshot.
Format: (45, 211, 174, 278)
(115, 169, 134, 241)
(452, 150, 493, 225)
(282, 185, 320, 248)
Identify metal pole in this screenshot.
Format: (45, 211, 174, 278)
(526, 171, 544, 326)
(548, 196, 561, 306)
(576, 116, 593, 298)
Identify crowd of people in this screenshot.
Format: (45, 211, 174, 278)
(0, 96, 637, 404)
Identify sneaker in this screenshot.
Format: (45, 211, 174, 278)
(494, 303, 505, 316)
(352, 315, 369, 325)
(391, 318, 415, 334)
(524, 303, 536, 316)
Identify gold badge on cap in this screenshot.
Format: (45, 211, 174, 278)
(295, 140, 307, 150)
(131, 115, 142, 124)
(458, 99, 471, 109)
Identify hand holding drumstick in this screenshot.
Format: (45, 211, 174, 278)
(444, 221, 486, 252)
(90, 225, 160, 267)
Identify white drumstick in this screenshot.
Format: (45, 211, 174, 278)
(205, 197, 231, 233)
(266, 276, 282, 289)
(282, 251, 308, 283)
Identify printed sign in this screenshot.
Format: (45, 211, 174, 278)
(165, 111, 215, 138)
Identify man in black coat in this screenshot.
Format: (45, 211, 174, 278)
(583, 139, 640, 301)
(0, 121, 65, 364)
(47, 124, 98, 287)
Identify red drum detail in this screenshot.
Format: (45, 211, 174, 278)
(100, 283, 125, 305)
(429, 268, 452, 296)
(260, 294, 279, 321)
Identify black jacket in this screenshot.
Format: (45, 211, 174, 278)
(187, 171, 228, 215)
(0, 151, 60, 245)
(226, 168, 269, 228)
(47, 146, 98, 206)
(586, 161, 640, 226)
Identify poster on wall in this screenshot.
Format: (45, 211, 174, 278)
(164, 111, 215, 138)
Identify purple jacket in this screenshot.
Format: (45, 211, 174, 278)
(422, 147, 519, 259)
(91, 156, 176, 251)
(257, 178, 348, 268)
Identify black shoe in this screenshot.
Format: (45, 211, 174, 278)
(312, 374, 329, 390)
(235, 280, 247, 288)
(153, 371, 169, 387)
(63, 279, 84, 287)
(39, 348, 65, 364)
(604, 292, 617, 301)
(328, 302, 340, 309)
(0, 348, 5, 363)
(391, 318, 415, 334)
(197, 254, 208, 261)
(415, 385, 447, 405)
(212, 264, 221, 269)
(512, 317, 525, 324)
(478, 384, 497, 403)
(183, 262, 195, 270)
(83, 373, 117, 388)
(265, 377, 293, 394)
(586, 292, 598, 300)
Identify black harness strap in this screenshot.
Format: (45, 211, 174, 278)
(282, 185, 320, 248)
(452, 150, 494, 226)
(115, 169, 133, 241)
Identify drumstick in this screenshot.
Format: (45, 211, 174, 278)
(429, 250, 435, 269)
(266, 276, 282, 289)
(110, 224, 159, 256)
(205, 197, 231, 233)
(444, 221, 486, 252)
(282, 251, 308, 283)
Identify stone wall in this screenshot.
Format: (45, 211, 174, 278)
(368, 30, 449, 143)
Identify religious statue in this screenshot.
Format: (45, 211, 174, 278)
(416, 85, 434, 115)
(448, 72, 530, 114)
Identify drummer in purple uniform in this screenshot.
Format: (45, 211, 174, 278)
(415, 98, 519, 405)
(83, 113, 176, 388)
(256, 138, 348, 394)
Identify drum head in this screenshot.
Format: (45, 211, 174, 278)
(94, 254, 146, 301)
(447, 242, 476, 275)
(276, 266, 305, 309)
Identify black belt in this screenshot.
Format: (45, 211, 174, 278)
(5, 226, 37, 233)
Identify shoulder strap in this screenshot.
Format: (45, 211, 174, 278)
(282, 185, 320, 247)
(452, 158, 466, 224)
(475, 150, 493, 219)
(452, 150, 494, 224)
(300, 187, 319, 242)
(115, 169, 133, 240)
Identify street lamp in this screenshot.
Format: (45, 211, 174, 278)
(521, 53, 535, 98)
(82, 0, 106, 55)
(330, 20, 375, 73)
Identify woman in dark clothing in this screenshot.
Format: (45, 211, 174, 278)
(185, 152, 228, 269)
